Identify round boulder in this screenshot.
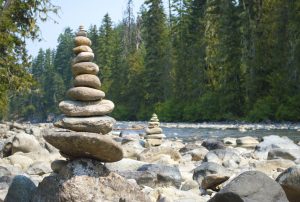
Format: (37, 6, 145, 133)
(276, 165, 300, 202)
(208, 171, 289, 202)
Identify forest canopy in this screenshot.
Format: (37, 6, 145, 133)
(3, 0, 300, 122)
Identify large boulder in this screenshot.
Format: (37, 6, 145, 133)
(43, 128, 123, 162)
(202, 139, 225, 150)
(236, 136, 259, 148)
(4, 175, 36, 202)
(208, 171, 289, 202)
(276, 165, 300, 202)
(268, 148, 300, 161)
(136, 164, 183, 188)
(31, 159, 150, 202)
(253, 159, 295, 176)
(189, 147, 209, 161)
(193, 162, 231, 190)
(11, 132, 42, 154)
(204, 149, 241, 168)
(122, 139, 145, 159)
(255, 135, 299, 159)
(138, 146, 181, 163)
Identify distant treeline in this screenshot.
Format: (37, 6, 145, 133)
(7, 0, 300, 122)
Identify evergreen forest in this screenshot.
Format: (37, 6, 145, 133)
(2, 0, 300, 122)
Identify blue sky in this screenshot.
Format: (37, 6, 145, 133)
(26, 0, 147, 56)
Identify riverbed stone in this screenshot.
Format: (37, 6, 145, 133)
(236, 136, 259, 148)
(54, 116, 115, 134)
(67, 87, 105, 101)
(43, 129, 123, 162)
(193, 162, 231, 189)
(276, 165, 300, 202)
(11, 132, 42, 154)
(5, 175, 36, 202)
(137, 164, 183, 188)
(202, 139, 225, 150)
(204, 149, 241, 168)
(73, 52, 94, 63)
(208, 171, 289, 202)
(32, 159, 149, 202)
(73, 74, 101, 89)
(255, 135, 300, 160)
(74, 36, 91, 46)
(72, 62, 99, 76)
(138, 146, 181, 164)
(73, 45, 92, 54)
(59, 99, 114, 117)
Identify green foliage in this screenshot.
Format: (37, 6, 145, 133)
(0, 0, 58, 119)
(5, 0, 300, 122)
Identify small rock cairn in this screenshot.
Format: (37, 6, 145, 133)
(43, 25, 123, 162)
(145, 113, 165, 146)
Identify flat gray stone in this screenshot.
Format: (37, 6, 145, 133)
(72, 62, 99, 76)
(43, 129, 123, 162)
(67, 87, 105, 101)
(59, 99, 114, 117)
(54, 116, 115, 134)
(74, 74, 101, 89)
(73, 52, 94, 63)
(74, 36, 91, 46)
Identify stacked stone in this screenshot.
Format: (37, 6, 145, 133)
(43, 25, 123, 162)
(145, 113, 165, 146)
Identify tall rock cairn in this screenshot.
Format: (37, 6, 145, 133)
(43, 25, 123, 162)
(145, 113, 165, 146)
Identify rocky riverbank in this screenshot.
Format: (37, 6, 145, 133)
(0, 121, 300, 201)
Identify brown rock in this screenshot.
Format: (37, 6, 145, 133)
(67, 87, 105, 101)
(73, 52, 94, 63)
(43, 129, 123, 162)
(73, 74, 101, 89)
(59, 99, 114, 117)
(72, 62, 99, 76)
(73, 45, 92, 54)
(32, 159, 150, 202)
(74, 36, 91, 46)
(54, 116, 115, 134)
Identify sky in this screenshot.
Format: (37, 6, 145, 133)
(26, 0, 146, 56)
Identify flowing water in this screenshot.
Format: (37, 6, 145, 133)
(115, 121, 300, 142)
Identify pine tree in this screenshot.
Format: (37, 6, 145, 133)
(142, 0, 171, 117)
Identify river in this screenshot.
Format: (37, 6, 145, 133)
(114, 121, 300, 142)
